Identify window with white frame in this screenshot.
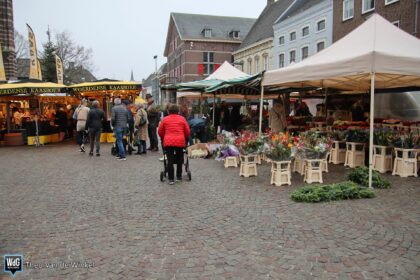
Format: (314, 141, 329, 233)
(289, 50, 296, 64)
(290, 31, 296, 41)
(263, 55, 269, 71)
(247, 59, 252, 74)
(385, 0, 399, 6)
(203, 52, 214, 75)
(317, 41, 325, 52)
(343, 0, 354, 21)
(317, 19, 326, 31)
(203, 28, 212, 38)
(279, 36, 285, 45)
(255, 56, 260, 73)
(362, 0, 375, 14)
(279, 54, 285, 68)
(302, 26, 309, 37)
(301, 46, 309, 60)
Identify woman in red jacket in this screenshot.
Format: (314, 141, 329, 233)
(158, 104, 191, 185)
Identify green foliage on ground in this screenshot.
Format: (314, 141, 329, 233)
(291, 181, 375, 203)
(347, 166, 391, 189)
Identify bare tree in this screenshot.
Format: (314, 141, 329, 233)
(55, 30, 94, 72)
(14, 29, 29, 59)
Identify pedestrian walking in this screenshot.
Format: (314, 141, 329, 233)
(134, 103, 148, 155)
(158, 104, 190, 185)
(75, 99, 90, 152)
(111, 98, 129, 161)
(86, 100, 105, 156)
(146, 93, 160, 152)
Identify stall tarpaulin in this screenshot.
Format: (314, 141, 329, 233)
(262, 14, 420, 188)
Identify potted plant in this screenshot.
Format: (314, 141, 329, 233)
(266, 133, 294, 186)
(344, 129, 368, 168)
(372, 128, 394, 173)
(392, 133, 419, 177)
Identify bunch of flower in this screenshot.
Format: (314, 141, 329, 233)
(329, 130, 347, 141)
(373, 128, 395, 146)
(264, 132, 295, 161)
(392, 132, 419, 149)
(297, 131, 331, 159)
(345, 129, 369, 143)
(235, 131, 264, 155)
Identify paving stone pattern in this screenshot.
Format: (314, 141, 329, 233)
(0, 143, 419, 279)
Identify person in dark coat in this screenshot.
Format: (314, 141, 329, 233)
(146, 94, 160, 152)
(158, 104, 190, 185)
(86, 100, 105, 156)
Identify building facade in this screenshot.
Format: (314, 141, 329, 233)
(233, 0, 295, 75)
(163, 13, 256, 85)
(273, 0, 333, 69)
(0, 0, 16, 80)
(333, 0, 420, 42)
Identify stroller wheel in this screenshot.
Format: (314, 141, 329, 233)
(160, 171, 165, 182)
(187, 171, 192, 181)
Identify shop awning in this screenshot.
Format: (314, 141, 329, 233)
(0, 80, 66, 96)
(205, 73, 262, 95)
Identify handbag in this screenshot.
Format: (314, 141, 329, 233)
(139, 113, 146, 126)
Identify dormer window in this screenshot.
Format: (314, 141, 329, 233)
(203, 28, 212, 38)
(230, 30, 240, 39)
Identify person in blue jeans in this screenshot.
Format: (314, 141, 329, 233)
(111, 98, 129, 161)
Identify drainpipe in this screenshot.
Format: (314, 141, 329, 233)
(415, 0, 419, 36)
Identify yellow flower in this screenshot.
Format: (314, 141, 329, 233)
(288, 143, 293, 148)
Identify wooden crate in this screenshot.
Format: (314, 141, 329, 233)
(329, 141, 346, 164)
(344, 142, 365, 168)
(304, 159, 323, 184)
(392, 148, 418, 177)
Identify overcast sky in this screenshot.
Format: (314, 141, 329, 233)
(13, 0, 265, 81)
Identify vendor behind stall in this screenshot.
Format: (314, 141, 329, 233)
(269, 97, 287, 133)
(188, 117, 207, 145)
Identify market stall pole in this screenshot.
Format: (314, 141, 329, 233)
(368, 73, 375, 188)
(259, 84, 264, 135)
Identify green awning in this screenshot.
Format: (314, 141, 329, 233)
(176, 79, 222, 91)
(205, 73, 262, 95)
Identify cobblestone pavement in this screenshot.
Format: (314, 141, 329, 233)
(0, 142, 419, 280)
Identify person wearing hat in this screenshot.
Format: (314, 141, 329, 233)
(146, 94, 160, 152)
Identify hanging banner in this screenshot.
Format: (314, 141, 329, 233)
(27, 24, 39, 79)
(55, 55, 63, 84)
(0, 42, 5, 81)
(37, 59, 43, 81)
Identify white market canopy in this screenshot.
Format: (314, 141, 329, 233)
(262, 14, 420, 91)
(177, 61, 249, 92)
(205, 61, 250, 81)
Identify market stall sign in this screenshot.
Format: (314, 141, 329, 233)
(0, 87, 63, 95)
(70, 84, 141, 93)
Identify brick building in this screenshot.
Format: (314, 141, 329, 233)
(333, 0, 420, 42)
(163, 13, 256, 85)
(0, 0, 16, 80)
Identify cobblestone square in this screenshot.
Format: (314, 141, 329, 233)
(0, 143, 419, 279)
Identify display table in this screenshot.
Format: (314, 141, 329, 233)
(5, 133, 24, 146)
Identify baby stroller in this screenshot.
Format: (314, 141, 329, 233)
(160, 147, 192, 182)
(110, 130, 135, 156)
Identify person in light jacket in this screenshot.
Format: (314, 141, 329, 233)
(76, 99, 90, 152)
(134, 103, 148, 155)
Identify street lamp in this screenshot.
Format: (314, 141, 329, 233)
(153, 55, 160, 105)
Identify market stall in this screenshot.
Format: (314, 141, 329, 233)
(0, 80, 70, 146)
(262, 14, 420, 186)
(67, 79, 142, 143)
